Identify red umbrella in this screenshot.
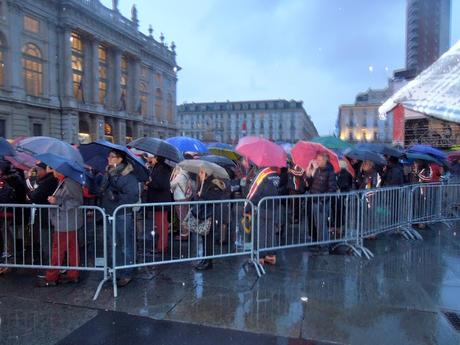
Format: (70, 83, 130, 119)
(291, 141, 340, 173)
(236, 136, 287, 168)
(448, 151, 460, 162)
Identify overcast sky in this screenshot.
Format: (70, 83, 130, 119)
(102, 0, 460, 135)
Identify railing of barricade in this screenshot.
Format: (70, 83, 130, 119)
(359, 185, 422, 242)
(255, 191, 371, 268)
(110, 199, 258, 297)
(409, 183, 443, 227)
(0, 204, 109, 300)
(434, 183, 460, 227)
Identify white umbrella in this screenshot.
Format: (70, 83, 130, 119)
(178, 159, 229, 179)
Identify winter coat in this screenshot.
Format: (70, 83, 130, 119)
(146, 161, 172, 204)
(3, 172, 27, 204)
(337, 169, 353, 192)
(308, 163, 337, 194)
(99, 163, 140, 215)
(245, 167, 280, 212)
(356, 169, 379, 190)
(381, 162, 404, 187)
(49, 178, 83, 232)
(170, 168, 192, 201)
(192, 177, 228, 220)
(27, 173, 59, 204)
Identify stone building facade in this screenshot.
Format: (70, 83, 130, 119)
(0, 0, 179, 144)
(177, 100, 318, 144)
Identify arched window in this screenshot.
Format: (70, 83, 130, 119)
(167, 93, 173, 123)
(155, 88, 163, 120)
(22, 43, 43, 96)
(0, 35, 5, 87)
(139, 82, 148, 117)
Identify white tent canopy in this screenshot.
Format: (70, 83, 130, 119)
(379, 40, 460, 123)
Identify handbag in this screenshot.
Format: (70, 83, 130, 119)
(183, 210, 212, 236)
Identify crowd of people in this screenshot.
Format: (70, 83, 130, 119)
(1, 142, 460, 287)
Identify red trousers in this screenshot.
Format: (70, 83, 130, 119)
(155, 211, 169, 252)
(45, 231, 79, 282)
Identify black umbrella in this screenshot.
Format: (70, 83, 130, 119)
(344, 148, 387, 165)
(201, 155, 236, 170)
(128, 137, 182, 163)
(355, 143, 404, 158)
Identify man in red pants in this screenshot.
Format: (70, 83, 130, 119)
(37, 169, 83, 287)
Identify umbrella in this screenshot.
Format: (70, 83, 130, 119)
(343, 148, 387, 165)
(355, 143, 404, 158)
(35, 153, 85, 185)
(79, 140, 149, 181)
(207, 143, 240, 161)
(448, 151, 460, 162)
(291, 141, 340, 172)
(405, 152, 443, 165)
(311, 136, 352, 151)
(128, 137, 182, 163)
(201, 155, 236, 170)
(0, 138, 15, 156)
(178, 159, 229, 179)
(236, 136, 287, 168)
(16, 136, 84, 165)
(408, 144, 447, 161)
(4, 151, 36, 171)
(166, 136, 208, 154)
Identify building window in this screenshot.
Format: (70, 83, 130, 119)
(98, 45, 107, 105)
(0, 36, 4, 87)
(120, 55, 128, 110)
(155, 88, 163, 120)
(32, 123, 42, 136)
(24, 15, 40, 33)
(0, 119, 5, 138)
(167, 93, 173, 123)
(71, 33, 84, 102)
(139, 82, 148, 117)
(22, 43, 43, 96)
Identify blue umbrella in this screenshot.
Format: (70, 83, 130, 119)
(344, 148, 387, 165)
(35, 153, 85, 185)
(16, 136, 84, 165)
(166, 136, 208, 154)
(404, 152, 443, 165)
(408, 144, 447, 161)
(355, 143, 404, 158)
(79, 141, 149, 181)
(0, 138, 15, 157)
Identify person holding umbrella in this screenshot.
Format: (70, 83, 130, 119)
(144, 153, 172, 254)
(34, 154, 84, 287)
(380, 155, 404, 187)
(356, 160, 380, 190)
(99, 149, 140, 288)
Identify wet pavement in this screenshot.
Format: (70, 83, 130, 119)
(1, 224, 460, 344)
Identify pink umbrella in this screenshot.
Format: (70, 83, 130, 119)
(4, 136, 36, 171)
(291, 141, 340, 173)
(236, 136, 287, 168)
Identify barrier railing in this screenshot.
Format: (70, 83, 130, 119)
(2, 183, 460, 298)
(0, 204, 109, 300)
(110, 199, 259, 297)
(255, 191, 372, 266)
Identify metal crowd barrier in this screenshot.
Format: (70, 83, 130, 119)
(110, 199, 258, 297)
(438, 183, 460, 226)
(0, 204, 109, 300)
(255, 191, 372, 266)
(409, 183, 443, 226)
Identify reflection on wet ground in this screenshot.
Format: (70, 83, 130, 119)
(1, 224, 460, 344)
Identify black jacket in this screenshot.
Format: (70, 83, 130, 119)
(4, 172, 27, 204)
(192, 177, 228, 220)
(337, 169, 353, 192)
(27, 173, 59, 204)
(146, 162, 172, 204)
(356, 169, 379, 190)
(308, 163, 337, 194)
(245, 168, 280, 212)
(381, 162, 404, 187)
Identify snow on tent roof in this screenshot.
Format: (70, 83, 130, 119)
(379, 40, 460, 123)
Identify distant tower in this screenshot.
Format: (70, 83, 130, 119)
(406, 0, 451, 74)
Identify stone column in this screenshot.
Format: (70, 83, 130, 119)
(8, 4, 24, 97)
(62, 111, 79, 144)
(90, 39, 100, 104)
(130, 58, 140, 114)
(111, 48, 121, 110)
(62, 28, 73, 101)
(113, 119, 126, 144)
